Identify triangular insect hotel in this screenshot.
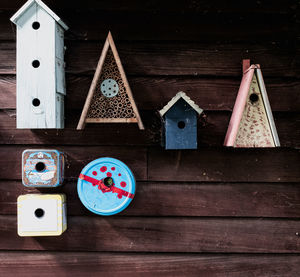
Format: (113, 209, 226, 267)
(224, 60, 280, 147)
(77, 32, 144, 130)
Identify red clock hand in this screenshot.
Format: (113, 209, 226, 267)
(79, 174, 100, 186)
(79, 174, 134, 199)
(110, 186, 134, 199)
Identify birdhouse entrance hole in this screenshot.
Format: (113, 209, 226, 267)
(35, 162, 46, 172)
(104, 177, 114, 187)
(32, 98, 40, 107)
(34, 208, 45, 218)
(249, 93, 259, 103)
(178, 121, 186, 129)
(32, 60, 40, 68)
(32, 21, 40, 30)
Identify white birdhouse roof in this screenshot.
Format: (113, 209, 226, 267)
(159, 91, 203, 117)
(10, 0, 68, 30)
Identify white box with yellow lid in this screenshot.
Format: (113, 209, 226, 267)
(17, 194, 67, 236)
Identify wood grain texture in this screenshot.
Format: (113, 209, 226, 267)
(148, 147, 300, 182)
(1, 0, 298, 13)
(0, 146, 147, 180)
(1, 110, 300, 148)
(0, 111, 155, 145)
(2, 181, 300, 218)
(1, 216, 300, 253)
(1, 252, 300, 277)
(1, 41, 299, 77)
(1, 146, 300, 182)
(1, 8, 298, 42)
(2, 75, 300, 111)
(1, 1, 300, 274)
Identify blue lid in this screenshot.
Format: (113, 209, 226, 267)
(77, 157, 136, 216)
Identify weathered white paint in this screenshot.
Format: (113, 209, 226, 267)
(256, 68, 280, 146)
(159, 91, 203, 117)
(17, 194, 67, 237)
(10, 0, 68, 30)
(11, 0, 68, 129)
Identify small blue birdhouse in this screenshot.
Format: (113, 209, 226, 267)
(159, 91, 203, 150)
(22, 149, 64, 187)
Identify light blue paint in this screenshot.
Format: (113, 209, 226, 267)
(22, 149, 63, 187)
(77, 157, 136, 216)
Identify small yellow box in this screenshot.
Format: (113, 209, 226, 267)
(17, 194, 67, 237)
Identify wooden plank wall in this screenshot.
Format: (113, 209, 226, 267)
(0, 0, 300, 276)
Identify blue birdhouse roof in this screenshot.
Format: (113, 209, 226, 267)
(159, 91, 203, 117)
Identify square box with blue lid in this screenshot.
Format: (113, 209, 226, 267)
(22, 149, 64, 187)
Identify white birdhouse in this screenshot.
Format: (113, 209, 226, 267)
(10, 0, 68, 129)
(17, 194, 67, 236)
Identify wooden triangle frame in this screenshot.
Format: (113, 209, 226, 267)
(77, 32, 144, 130)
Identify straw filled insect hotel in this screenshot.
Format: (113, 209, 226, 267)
(77, 32, 144, 130)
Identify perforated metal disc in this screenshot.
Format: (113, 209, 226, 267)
(77, 157, 135, 216)
(100, 79, 119, 98)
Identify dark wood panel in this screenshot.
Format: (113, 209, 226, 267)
(0, 0, 299, 273)
(0, 146, 147, 180)
(1, 41, 299, 77)
(2, 181, 300, 218)
(0, 111, 300, 148)
(1, 6, 298, 42)
(1, 216, 300, 252)
(148, 147, 300, 182)
(1, 147, 300, 183)
(2, 75, 300, 112)
(1, 0, 298, 13)
(1, 252, 300, 277)
(63, 12, 299, 42)
(0, 110, 157, 146)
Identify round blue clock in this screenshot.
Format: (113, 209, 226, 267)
(77, 157, 136, 216)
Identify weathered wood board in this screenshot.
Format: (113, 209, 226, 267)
(0, 0, 299, 275)
(1, 252, 300, 277)
(1, 41, 300, 77)
(2, 75, 300, 112)
(0, 146, 147, 180)
(2, 181, 300, 218)
(148, 147, 300, 182)
(1, 216, 300, 253)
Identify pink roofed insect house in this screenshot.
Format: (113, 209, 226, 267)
(224, 59, 280, 148)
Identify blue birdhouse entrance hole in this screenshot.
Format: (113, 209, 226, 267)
(159, 91, 203, 150)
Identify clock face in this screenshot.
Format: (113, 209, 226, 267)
(100, 79, 119, 98)
(77, 157, 135, 216)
